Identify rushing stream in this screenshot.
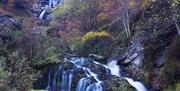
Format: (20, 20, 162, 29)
(46, 57, 147, 91)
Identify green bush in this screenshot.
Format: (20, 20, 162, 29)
(32, 34, 68, 65)
(79, 31, 114, 57)
(162, 36, 180, 88)
(6, 52, 39, 91)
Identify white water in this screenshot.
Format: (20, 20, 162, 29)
(39, 0, 61, 19)
(49, 0, 52, 7)
(93, 59, 147, 91)
(106, 60, 147, 91)
(85, 82, 103, 91)
(125, 78, 147, 91)
(76, 78, 91, 91)
(49, 0, 61, 8)
(70, 59, 104, 91)
(84, 68, 100, 81)
(39, 10, 46, 19)
(61, 71, 73, 91)
(107, 60, 121, 77)
(48, 57, 147, 91)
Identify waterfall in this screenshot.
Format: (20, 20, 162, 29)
(46, 68, 52, 90)
(85, 81, 104, 91)
(61, 71, 73, 91)
(94, 59, 147, 91)
(105, 60, 147, 91)
(76, 77, 91, 91)
(38, 0, 61, 19)
(107, 60, 121, 77)
(48, 0, 61, 8)
(39, 10, 46, 19)
(83, 68, 104, 91)
(70, 58, 105, 91)
(124, 78, 147, 91)
(46, 65, 73, 91)
(46, 57, 147, 91)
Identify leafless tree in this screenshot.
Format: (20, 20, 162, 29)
(120, 0, 141, 37)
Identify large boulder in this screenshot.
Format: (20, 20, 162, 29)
(118, 31, 151, 68)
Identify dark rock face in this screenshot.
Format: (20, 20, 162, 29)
(89, 54, 106, 63)
(119, 31, 151, 67)
(118, 25, 177, 90)
(107, 55, 121, 62)
(104, 76, 135, 91)
(85, 62, 107, 75)
(117, 0, 180, 90)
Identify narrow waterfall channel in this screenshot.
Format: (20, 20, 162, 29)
(46, 57, 147, 91)
(38, 0, 62, 19)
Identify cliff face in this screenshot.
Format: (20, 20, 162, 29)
(118, 0, 180, 90)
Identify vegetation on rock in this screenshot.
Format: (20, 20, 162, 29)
(0, 0, 180, 91)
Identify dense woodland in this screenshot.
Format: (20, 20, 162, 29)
(0, 0, 180, 91)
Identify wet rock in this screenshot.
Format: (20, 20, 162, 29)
(104, 76, 135, 91)
(72, 68, 87, 91)
(123, 58, 132, 64)
(85, 63, 107, 75)
(118, 31, 151, 67)
(89, 54, 106, 63)
(62, 61, 75, 70)
(70, 57, 93, 66)
(107, 55, 121, 62)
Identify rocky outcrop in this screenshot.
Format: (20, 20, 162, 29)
(118, 31, 151, 68)
(104, 76, 135, 91)
(117, 24, 177, 90)
(89, 54, 106, 63)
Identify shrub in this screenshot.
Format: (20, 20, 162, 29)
(82, 31, 110, 41)
(7, 52, 39, 91)
(79, 31, 114, 58)
(0, 66, 10, 91)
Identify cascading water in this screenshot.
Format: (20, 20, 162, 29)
(124, 78, 147, 91)
(83, 68, 105, 91)
(46, 57, 147, 91)
(107, 60, 121, 77)
(70, 58, 105, 91)
(38, 0, 62, 19)
(46, 65, 73, 91)
(106, 61, 147, 91)
(76, 77, 91, 91)
(61, 71, 73, 91)
(39, 10, 46, 19)
(93, 60, 147, 91)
